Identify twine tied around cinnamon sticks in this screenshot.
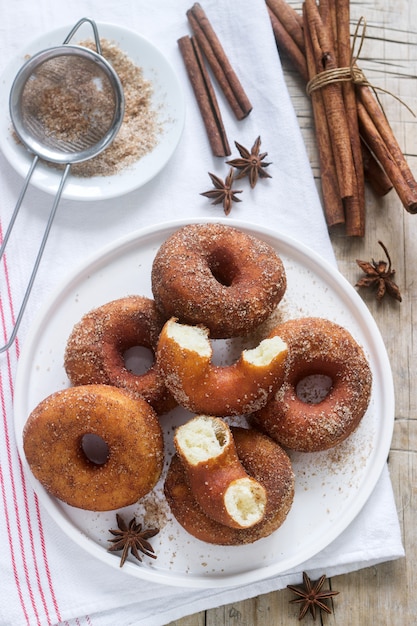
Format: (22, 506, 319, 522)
(306, 17, 416, 118)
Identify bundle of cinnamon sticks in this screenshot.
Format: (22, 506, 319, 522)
(267, 0, 417, 236)
(178, 3, 252, 157)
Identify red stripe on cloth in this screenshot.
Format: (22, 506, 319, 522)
(0, 358, 41, 625)
(0, 225, 62, 625)
(34, 483, 62, 623)
(0, 219, 19, 359)
(0, 462, 30, 625)
(20, 454, 62, 624)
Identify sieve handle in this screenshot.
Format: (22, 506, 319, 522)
(0, 155, 39, 260)
(62, 17, 102, 55)
(0, 162, 71, 354)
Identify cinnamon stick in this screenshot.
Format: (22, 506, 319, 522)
(318, 0, 338, 61)
(267, 7, 308, 81)
(357, 85, 417, 209)
(178, 35, 231, 157)
(303, 5, 344, 227)
(335, 0, 365, 236)
(186, 2, 252, 120)
(361, 140, 393, 197)
(266, 0, 305, 53)
(357, 99, 417, 213)
(304, 0, 355, 200)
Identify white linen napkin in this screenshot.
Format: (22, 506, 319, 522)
(0, 1, 403, 625)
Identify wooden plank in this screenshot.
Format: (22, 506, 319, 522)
(166, 616, 205, 626)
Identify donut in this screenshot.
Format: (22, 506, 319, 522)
(252, 317, 372, 452)
(157, 318, 288, 416)
(151, 223, 287, 338)
(23, 384, 164, 511)
(164, 426, 294, 545)
(64, 295, 175, 414)
(174, 416, 267, 529)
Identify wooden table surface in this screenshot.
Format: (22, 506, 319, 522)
(169, 1, 416, 624)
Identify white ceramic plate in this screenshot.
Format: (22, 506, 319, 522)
(14, 218, 395, 588)
(0, 22, 185, 200)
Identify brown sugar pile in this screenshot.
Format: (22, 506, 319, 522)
(69, 38, 161, 177)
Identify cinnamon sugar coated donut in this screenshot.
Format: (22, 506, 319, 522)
(252, 317, 372, 452)
(151, 223, 287, 338)
(157, 318, 288, 416)
(164, 427, 294, 545)
(23, 385, 164, 511)
(64, 295, 175, 414)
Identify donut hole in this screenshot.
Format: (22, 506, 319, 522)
(81, 433, 110, 465)
(124, 345, 154, 375)
(296, 374, 333, 404)
(207, 248, 239, 286)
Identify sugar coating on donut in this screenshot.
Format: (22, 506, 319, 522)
(253, 317, 373, 452)
(151, 223, 287, 338)
(23, 384, 164, 511)
(63, 295, 175, 414)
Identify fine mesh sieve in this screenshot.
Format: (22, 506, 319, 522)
(0, 18, 125, 353)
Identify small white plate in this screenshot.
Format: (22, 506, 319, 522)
(0, 22, 185, 201)
(14, 218, 395, 588)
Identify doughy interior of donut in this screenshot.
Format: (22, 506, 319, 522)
(243, 336, 287, 366)
(166, 319, 211, 357)
(175, 415, 229, 465)
(224, 477, 267, 528)
(165, 319, 287, 369)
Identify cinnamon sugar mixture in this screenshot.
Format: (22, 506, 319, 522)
(22, 55, 115, 145)
(19, 38, 161, 177)
(71, 38, 161, 177)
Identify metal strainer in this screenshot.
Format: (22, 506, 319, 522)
(0, 18, 124, 353)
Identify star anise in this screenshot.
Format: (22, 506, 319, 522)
(108, 513, 159, 567)
(226, 136, 272, 188)
(356, 240, 402, 302)
(287, 571, 339, 621)
(200, 168, 242, 215)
